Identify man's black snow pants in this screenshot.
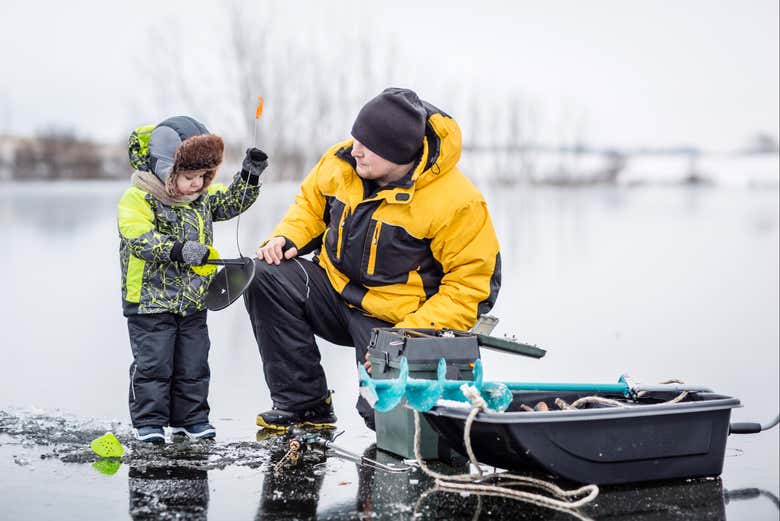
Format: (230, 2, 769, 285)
(126, 310, 211, 428)
(243, 258, 390, 428)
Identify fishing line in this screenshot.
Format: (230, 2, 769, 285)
(233, 96, 265, 259)
(234, 171, 251, 259)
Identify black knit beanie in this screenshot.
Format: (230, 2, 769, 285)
(351, 88, 426, 164)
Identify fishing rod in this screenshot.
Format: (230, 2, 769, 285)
(233, 96, 265, 259)
(206, 258, 251, 266)
(204, 97, 265, 312)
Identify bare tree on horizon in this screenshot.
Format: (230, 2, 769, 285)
(134, 3, 403, 181)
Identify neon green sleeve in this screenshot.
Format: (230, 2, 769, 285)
(117, 187, 177, 263)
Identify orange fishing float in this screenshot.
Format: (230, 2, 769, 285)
(252, 96, 265, 147)
(255, 96, 265, 120)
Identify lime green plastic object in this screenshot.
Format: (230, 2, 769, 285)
(90, 432, 125, 458)
(92, 459, 122, 475)
(191, 245, 219, 276)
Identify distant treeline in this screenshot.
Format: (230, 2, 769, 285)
(1, 129, 777, 187)
(0, 130, 125, 181)
(0, 130, 311, 182)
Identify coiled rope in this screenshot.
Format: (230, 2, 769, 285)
(413, 383, 599, 519)
(552, 378, 691, 410)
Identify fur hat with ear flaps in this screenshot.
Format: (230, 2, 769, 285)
(166, 134, 224, 196)
(147, 116, 224, 197)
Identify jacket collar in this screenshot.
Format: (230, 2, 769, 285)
(334, 139, 430, 206)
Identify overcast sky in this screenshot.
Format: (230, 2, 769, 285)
(1, 0, 778, 152)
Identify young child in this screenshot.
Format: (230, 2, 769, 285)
(118, 115, 268, 443)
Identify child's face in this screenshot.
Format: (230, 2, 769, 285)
(175, 170, 207, 195)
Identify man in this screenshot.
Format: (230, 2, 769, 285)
(245, 87, 501, 430)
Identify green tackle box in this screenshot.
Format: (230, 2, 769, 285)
(367, 328, 480, 460)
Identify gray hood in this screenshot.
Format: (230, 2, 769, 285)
(149, 116, 209, 184)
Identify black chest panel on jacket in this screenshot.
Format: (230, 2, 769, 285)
(322, 196, 443, 295)
(337, 200, 381, 282)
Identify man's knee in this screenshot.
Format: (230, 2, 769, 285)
(245, 261, 285, 308)
(251, 259, 305, 293)
(245, 259, 308, 321)
(252, 258, 280, 284)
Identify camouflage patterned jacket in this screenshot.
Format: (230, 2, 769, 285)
(118, 172, 260, 316)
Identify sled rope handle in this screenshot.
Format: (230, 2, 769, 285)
(412, 386, 600, 519)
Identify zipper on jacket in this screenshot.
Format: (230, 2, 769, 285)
(185, 206, 203, 314)
(366, 221, 383, 275)
(195, 209, 206, 243)
(336, 207, 350, 261)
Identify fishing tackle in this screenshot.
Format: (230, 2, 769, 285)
(206, 97, 266, 311)
(272, 428, 412, 474)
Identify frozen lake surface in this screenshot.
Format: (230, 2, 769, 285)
(1, 180, 778, 520)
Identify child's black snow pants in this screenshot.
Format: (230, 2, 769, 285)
(126, 310, 211, 428)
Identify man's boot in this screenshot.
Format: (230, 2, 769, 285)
(256, 392, 337, 430)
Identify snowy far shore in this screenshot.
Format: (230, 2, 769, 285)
(1, 134, 778, 188)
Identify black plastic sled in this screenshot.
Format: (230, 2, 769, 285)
(423, 389, 741, 485)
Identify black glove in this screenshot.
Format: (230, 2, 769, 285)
(170, 241, 210, 266)
(241, 148, 269, 185)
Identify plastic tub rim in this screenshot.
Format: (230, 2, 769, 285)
(422, 394, 742, 424)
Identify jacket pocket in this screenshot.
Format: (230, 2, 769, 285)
(366, 221, 382, 275)
(324, 199, 347, 263)
(336, 206, 350, 261)
(361, 221, 429, 286)
(125, 255, 145, 303)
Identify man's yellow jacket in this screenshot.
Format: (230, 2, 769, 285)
(271, 106, 501, 330)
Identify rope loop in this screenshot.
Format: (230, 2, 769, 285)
(412, 401, 599, 519)
(460, 383, 488, 411)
